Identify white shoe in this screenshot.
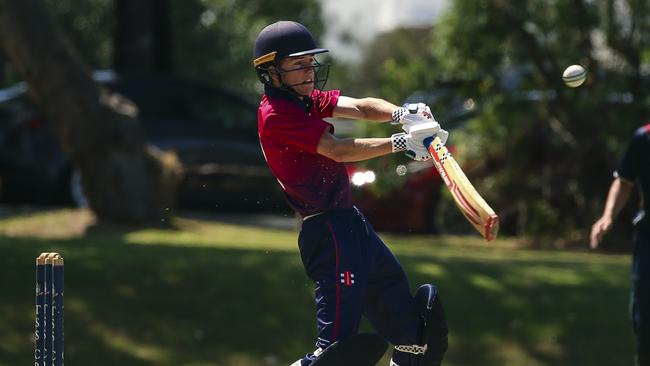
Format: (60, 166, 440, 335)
(289, 348, 323, 366)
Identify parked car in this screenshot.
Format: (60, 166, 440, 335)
(347, 159, 444, 233)
(0, 71, 288, 212)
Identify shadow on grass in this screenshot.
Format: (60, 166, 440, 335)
(403, 254, 635, 366)
(0, 231, 316, 366)
(0, 225, 635, 366)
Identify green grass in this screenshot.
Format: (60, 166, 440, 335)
(0, 208, 635, 366)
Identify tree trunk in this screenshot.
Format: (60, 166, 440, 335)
(0, 0, 182, 224)
(114, 0, 172, 76)
(152, 0, 172, 73)
(0, 53, 5, 87)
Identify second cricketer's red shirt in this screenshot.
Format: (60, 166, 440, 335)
(258, 87, 351, 217)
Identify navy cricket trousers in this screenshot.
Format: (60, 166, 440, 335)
(632, 228, 650, 366)
(298, 207, 419, 359)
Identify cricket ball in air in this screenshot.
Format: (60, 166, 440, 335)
(562, 64, 587, 88)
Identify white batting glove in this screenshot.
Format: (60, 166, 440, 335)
(391, 121, 446, 162)
(391, 133, 430, 161)
(391, 102, 437, 133)
(434, 128, 449, 146)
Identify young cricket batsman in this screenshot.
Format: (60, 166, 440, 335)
(253, 20, 448, 366)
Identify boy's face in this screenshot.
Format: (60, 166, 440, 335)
(274, 55, 317, 96)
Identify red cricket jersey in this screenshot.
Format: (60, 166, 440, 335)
(258, 88, 352, 217)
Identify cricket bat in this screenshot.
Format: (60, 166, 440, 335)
(424, 135, 499, 241)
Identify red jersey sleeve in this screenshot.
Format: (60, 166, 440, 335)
(312, 89, 340, 118)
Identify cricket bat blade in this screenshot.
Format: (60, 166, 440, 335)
(425, 136, 499, 241)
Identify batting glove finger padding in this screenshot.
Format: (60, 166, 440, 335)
(392, 121, 450, 162)
(391, 102, 436, 129)
(404, 146, 431, 161)
(391, 106, 409, 125)
(409, 122, 441, 143)
(392, 132, 430, 161)
(391, 132, 432, 162)
(436, 128, 449, 145)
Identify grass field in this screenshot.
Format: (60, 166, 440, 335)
(0, 208, 635, 366)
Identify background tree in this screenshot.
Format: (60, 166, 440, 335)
(169, 0, 323, 94)
(0, 0, 325, 224)
(0, 52, 5, 86)
(0, 0, 182, 224)
(38, 0, 324, 92)
(339, 1, 650, 245)
(114, 0, 172, 76)
(429, 0, 650, 244)
(43, 0, 114, 71)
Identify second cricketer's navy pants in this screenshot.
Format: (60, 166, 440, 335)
(298, 207, 419, 357)
(632, 228, 650, 366)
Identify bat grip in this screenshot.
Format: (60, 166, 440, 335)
(423, 136, 434, 149)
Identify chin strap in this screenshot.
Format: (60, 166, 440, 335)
(280, 84, 314, 113)
(302, 95, 314, 112)
(265, 82, 314, 113)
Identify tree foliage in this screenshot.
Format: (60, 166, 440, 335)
(169, 0, 323, 93)
(348, 26, 439, 102)
(344, 1, 650, 243)
(43, 0, 114, 69)
(34, 0, 323, 94)
(429, 0, 650, 242)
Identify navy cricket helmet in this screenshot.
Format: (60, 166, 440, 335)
(253, 21, 329, 91)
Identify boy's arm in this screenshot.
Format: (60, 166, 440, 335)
(316, 132, 392, 162)
(589, 177, 635, 248)
(332, 96, 398, 122)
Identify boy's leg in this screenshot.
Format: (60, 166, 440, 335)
(632, 229, 650, 366)
(296, 212, 370, 364)
(361, 220, 447, 366)
(396, 284, 448, 366)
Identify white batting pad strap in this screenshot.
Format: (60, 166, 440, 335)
(391, 132, 407, 152)
(394, 344, 427, 355)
